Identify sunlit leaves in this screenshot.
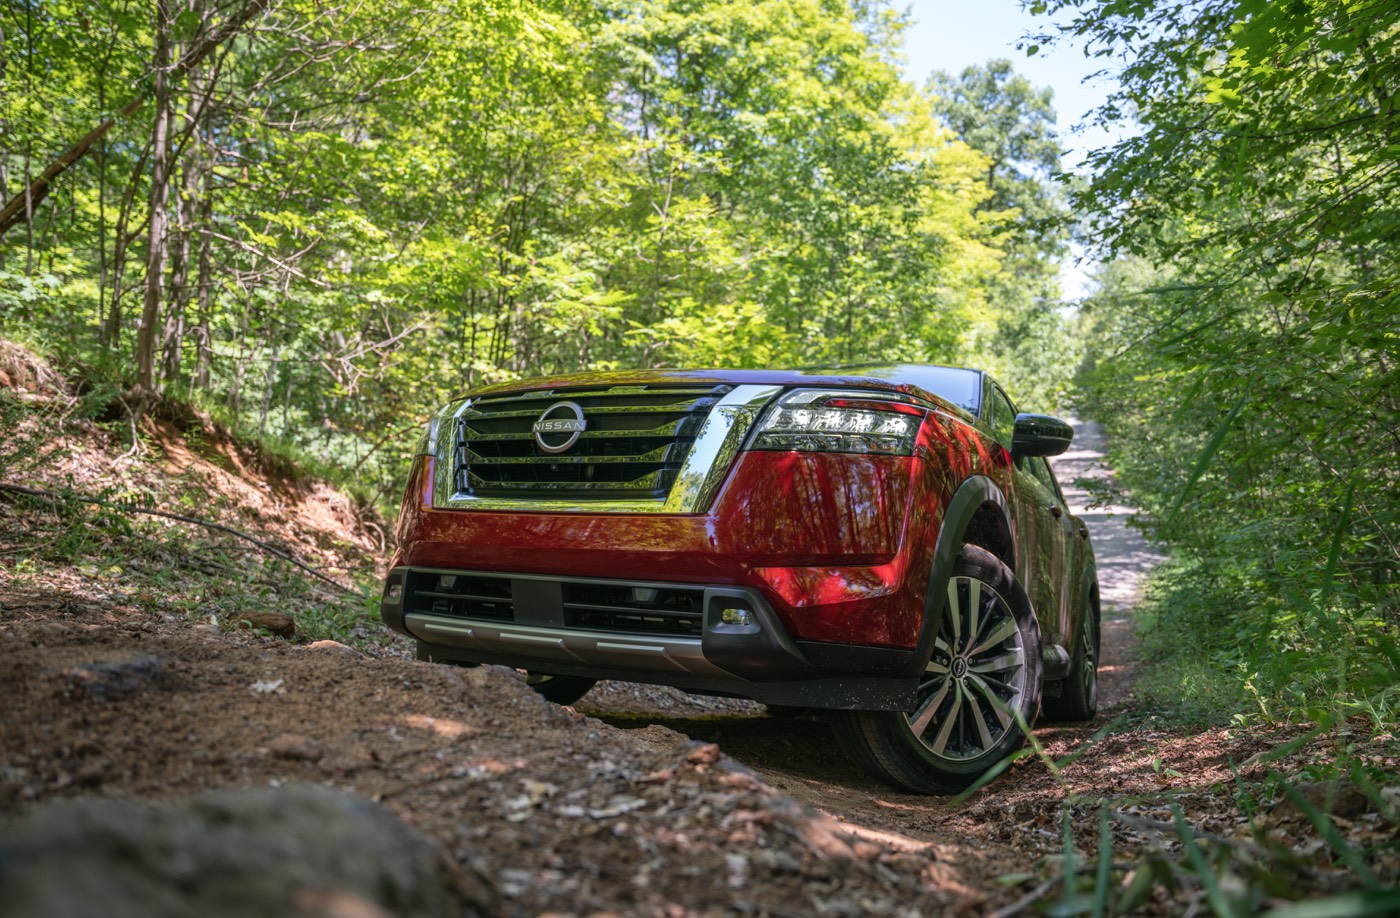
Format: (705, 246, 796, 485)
(3, 0, 1076, 509)
(1057, 0, 1400, 718)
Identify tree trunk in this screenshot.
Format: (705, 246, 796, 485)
(192, 192, 215, 389)
(163, 22, 217, 387)
(102, 139, 153, 350)
(0, 0, 270, 241)
(163, 182, 192, 384)
(135, 0, 173, 401)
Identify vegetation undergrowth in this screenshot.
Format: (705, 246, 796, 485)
(1131, 557, 1400, 739)
(4, 329, 402, 517)
(1049, 0, 1400, 761)
(977, 700, 1400, 916)
(0, 344, 395, 654)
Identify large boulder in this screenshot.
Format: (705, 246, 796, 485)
(0, 785, 490, 918)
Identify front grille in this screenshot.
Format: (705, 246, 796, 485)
(406, 571, 514, 622)
(453, 384, 731, 501)
(562, 582, 705, 636)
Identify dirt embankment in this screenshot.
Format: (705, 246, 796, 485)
(1, 343, 1394, 916)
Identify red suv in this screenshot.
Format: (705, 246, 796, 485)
(381, 364, 1100, 793)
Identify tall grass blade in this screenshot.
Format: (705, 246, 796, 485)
(1227, 757, 1257, 825)
(1052, 713, 1129, 771)
(949, 748, 1030, 804)
(1092, 805, 1112, 918)
(1061, 807, 1076, 914)
(1349, 763, 1399, 825)
(1170, 804, 1236, 918)
(1263, 891, 1400, 918)
(1274, 775, 1380, 888)
(1315, 476, 1356, 634)
(1164, 395, 1247, 529)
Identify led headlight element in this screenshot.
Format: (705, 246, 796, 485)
(751, 389, 924, 455)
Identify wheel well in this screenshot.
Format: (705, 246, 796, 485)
(961, 501, 1013, 571)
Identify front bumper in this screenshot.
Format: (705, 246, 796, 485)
(382, 565, 919, 710)
(394, 449, 936, 649)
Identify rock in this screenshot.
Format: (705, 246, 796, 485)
(236, 611, 297, 638)
(0, 784, 492, 917)
(306, 640, 360, 656)
(59, 654, 163, 700)
(686, 743, 722, 766)
(1274, 780, 1373, 819)
(269, 733, 323, 762)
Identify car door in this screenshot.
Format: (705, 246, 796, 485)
(985, 382, 1059, 638)
(1025, 455, 1076, 645)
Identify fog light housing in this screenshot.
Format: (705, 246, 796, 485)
(384, 582, 403, 601)
(437, 574, 457, 591)
(632, 587, 659, 603)
(720, 607, 755, 627)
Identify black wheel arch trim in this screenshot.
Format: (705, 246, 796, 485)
(910, 475, 1020, 676)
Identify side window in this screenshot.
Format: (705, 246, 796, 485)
(988, 386, 1016, 447)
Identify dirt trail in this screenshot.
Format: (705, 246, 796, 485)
(1052, 418, 1166, 714)
(1054, 419, 1167, 613)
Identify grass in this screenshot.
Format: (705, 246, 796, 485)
(972, 554, 1400, 915)
(2, 329, 409, 519)
(4, 493, 395, 652)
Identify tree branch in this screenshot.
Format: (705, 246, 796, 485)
(0, 0, 272, 239)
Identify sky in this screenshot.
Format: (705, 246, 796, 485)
(900, 0, 1122, 170)
(899, 0, 1131, 296)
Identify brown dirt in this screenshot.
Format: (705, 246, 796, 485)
(1, 344, 1395, 915)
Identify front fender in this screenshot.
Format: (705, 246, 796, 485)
(911, 475, 1018, 672)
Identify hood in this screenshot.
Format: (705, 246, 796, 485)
(458, 364, 983, 418)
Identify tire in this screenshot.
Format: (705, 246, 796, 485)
(765, 705, 810, 719)
(1043, 595, 1098, 722)
(831, 545, 1042, 795)
(524, 672, 596, 705)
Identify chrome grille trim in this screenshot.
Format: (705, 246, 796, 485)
(454, 383, 730, 500)
(431, 384, 782, 514)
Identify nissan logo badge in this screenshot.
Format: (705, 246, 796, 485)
(532, 401, 587, 453)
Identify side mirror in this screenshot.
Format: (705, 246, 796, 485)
(1012, 413, 1073, 459)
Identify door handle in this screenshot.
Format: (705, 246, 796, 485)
(1049, 505, 1062, 519)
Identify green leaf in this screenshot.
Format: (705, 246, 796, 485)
(1163, 395, 1247, 529)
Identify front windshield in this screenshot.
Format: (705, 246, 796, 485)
(832, 365, 982, 414)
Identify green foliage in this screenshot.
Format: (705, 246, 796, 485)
(930, 60, 1078, 409)
(2, 0, 1074, 511)
(1053, 0, 1400, 727)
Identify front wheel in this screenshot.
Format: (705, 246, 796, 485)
(831, 545, 1042, 795)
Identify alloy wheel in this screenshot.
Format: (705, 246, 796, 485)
(906, 575, 1028, 762)
(1081, 612, 1098, 711)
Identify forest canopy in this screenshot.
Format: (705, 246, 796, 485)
(0, 0, 1072, 501)
(1038, 0, 1400, 719)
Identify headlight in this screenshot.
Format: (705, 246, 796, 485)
(750, 389, 925, 455)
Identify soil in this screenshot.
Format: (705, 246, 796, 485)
(1, 350, 1395, 916)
